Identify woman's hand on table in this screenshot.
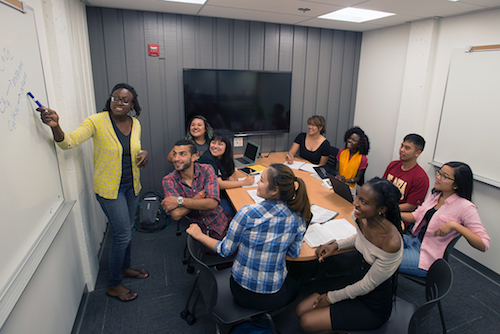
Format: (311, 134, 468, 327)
(242, 175, 255, 186)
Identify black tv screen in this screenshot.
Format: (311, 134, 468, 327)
(183, 69, 292, 135)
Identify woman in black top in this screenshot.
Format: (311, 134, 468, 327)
(198, 132, 254, 215)
(286, 115, 330, 166)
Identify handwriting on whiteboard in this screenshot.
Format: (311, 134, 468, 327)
(1, 47, 27, 132)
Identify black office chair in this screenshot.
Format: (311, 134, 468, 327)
(348, 258, 453, 334)
(186, 235, 278, 334)
(181, 234, 235, 325)
(324, 146, 339, 175)
(399, 235, 461, 333)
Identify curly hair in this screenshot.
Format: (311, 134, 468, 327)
(344, 126, 370, 155)
(104, 83, 142, 117)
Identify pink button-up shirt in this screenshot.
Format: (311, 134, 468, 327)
(411, 192, 490, 271)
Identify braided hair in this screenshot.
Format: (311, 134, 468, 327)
(104, 83, 142, 117)
(365, 177, 402, 234)
(365, 177, 403, 299)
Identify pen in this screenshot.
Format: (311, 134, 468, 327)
(27, 92, 44, 108)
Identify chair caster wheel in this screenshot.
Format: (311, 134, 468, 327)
(180, 309, 190, 320)
(186, 314, 196, 325)
(187, 265, 195, 274)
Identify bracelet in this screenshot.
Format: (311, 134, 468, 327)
(199, 191, 204, 199)
(325, 293, 332, 304)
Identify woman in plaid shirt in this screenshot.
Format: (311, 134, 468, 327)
(187, 164, 311, 310)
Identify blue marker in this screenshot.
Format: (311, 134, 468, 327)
(27, 92, 44, 108)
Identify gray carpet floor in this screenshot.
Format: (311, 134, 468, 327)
(74, 220, 500, 334)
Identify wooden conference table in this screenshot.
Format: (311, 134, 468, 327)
(226, 152, 355, 262)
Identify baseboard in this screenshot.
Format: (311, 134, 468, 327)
(452, 250, 500, 285)
(71, 284, 89, 334)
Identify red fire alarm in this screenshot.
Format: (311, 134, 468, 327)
(148, 44, 160, 56)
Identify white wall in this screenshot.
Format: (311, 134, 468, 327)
(1, 0, 104, 333)
(355, 8, 500, 275)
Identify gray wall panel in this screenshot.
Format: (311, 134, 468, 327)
(278, 25, 293, 72)
(264, 23, 279, 71)
(302, 28, 321, 124)
(181, 16, 196, 69)
(199, 17, 214, 68)
(216, 19, 231, 69)
(316, 30, 333, 123)
(101, 9, 127, 88)
(86, 7, 107, 109)
(86, 8, 361, 193)
(249, 21, 264, 70)
(233, 20, 249, 70)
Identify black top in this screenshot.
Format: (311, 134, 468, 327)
(294, 132, 330, 165)
(198, 150, 232, 179)
(111, 116, 133, 185)
(417, 207, 437, 241)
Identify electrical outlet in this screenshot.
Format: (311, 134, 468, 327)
(234, 137, 243, 147)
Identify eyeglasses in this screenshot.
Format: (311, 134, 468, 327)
(110, 96, 132, 105)
(436, 169, 454, 181)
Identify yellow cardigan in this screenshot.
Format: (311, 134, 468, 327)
(56, 112, 142, 199)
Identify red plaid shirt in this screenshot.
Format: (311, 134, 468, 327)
(162, 163, 229, 238)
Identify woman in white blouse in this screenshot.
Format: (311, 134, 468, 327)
(296, 177, 403, 332)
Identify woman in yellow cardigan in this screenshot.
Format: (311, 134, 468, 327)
(38, 83, 149, 302)
(336, 126, 370, 196)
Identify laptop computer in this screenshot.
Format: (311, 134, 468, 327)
(327, 172, 353, 203)
(234, 141, 260, 167)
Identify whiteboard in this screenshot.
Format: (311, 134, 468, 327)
(433, 48, 500, 186)
(0, 2, 64, 308)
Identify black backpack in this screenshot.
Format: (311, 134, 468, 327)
(135, 191, 168, 233)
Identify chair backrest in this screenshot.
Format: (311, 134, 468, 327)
(443, 235, 461, 261)
(327, 146, 339, 167)
(425, 258, 453, 303)
(407, 259, 453, 334)
(187, 235, 219, 308)
(407, 298, 441, 334)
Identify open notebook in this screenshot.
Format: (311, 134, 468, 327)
(304, 218, 356, 248)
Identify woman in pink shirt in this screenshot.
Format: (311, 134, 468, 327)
(399, 161, 490, 276)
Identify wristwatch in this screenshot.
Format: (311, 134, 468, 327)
(177, 196, 184, 207)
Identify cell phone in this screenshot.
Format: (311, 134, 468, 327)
(239, 167, 256, 175)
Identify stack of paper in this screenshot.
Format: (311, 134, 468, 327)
(310, 204, 338, 224)
(283, 160, 305, 170)
(239, 174, 261, 188)
(304, 218, 356, 248)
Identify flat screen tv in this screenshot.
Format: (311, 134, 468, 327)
(183, 69, 292, 135)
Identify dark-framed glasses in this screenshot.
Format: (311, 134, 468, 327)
(110, 96, 132, 105)
(436, 169, 454, 181)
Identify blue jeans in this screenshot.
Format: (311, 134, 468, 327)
(399, 234, 428, 277)
(96, 182, 138, 287)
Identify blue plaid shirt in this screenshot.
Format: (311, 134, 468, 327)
(215, 200, 306, 294)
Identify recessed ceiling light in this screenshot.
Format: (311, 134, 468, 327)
(161, 0, 206, 4)
(318, 7, 395, 23)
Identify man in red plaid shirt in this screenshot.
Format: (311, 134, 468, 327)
(162, 139, 230, 240)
